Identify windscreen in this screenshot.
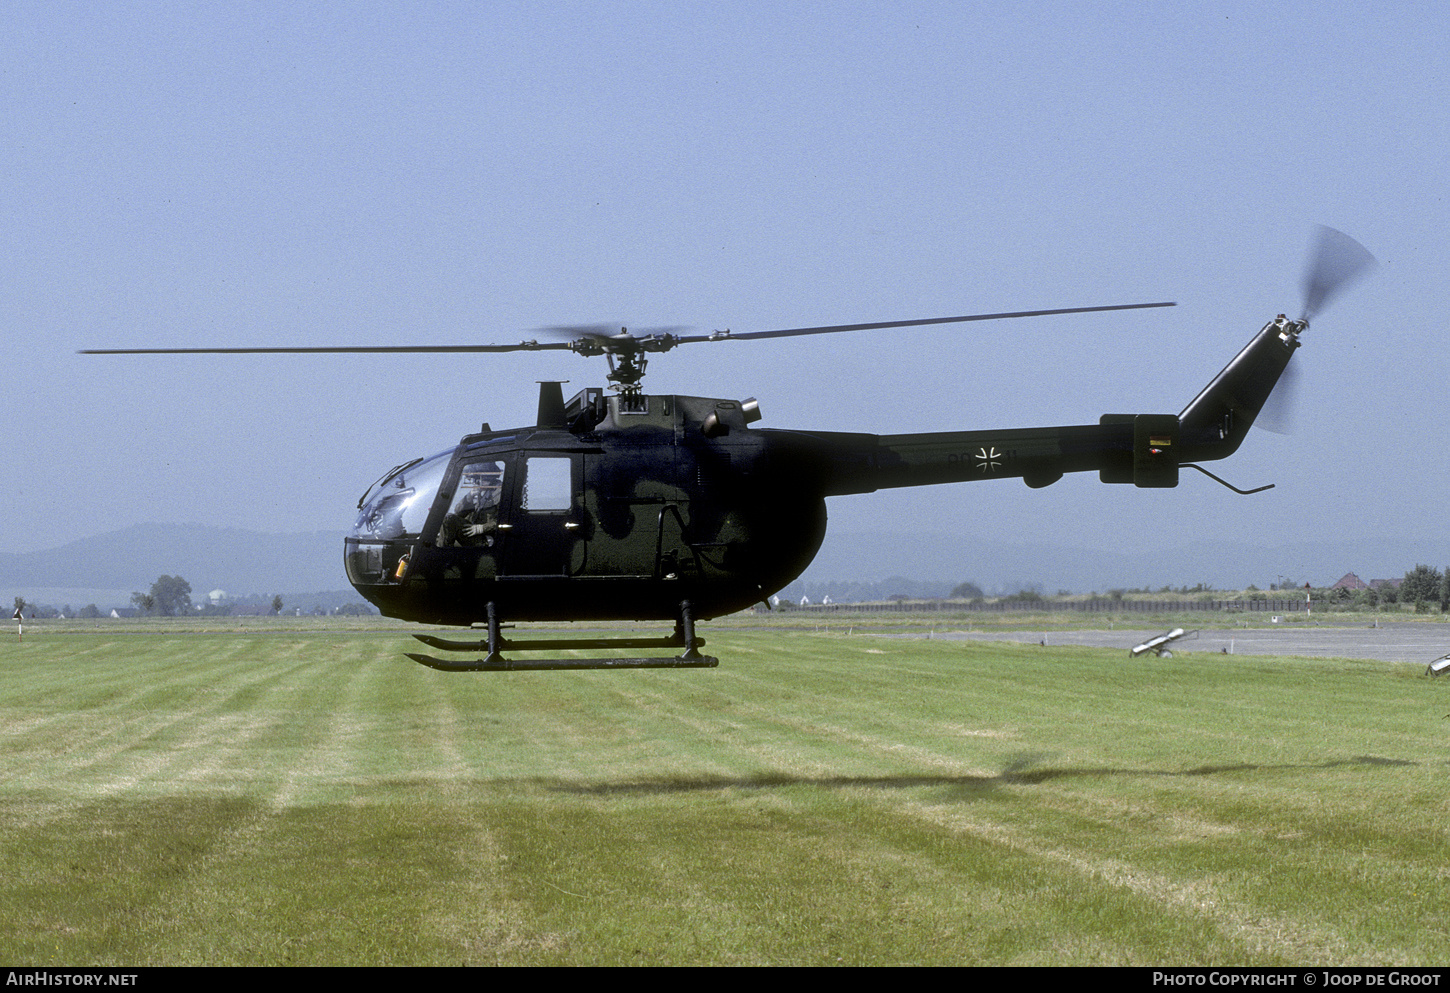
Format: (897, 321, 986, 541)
(352, 449, 451, 540)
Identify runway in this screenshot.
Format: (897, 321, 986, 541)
(933, 622, 1450, 667)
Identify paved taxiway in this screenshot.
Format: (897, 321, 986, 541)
(933, 622, 1450, 666)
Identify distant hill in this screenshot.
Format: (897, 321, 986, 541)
(0, 523, 348, 601)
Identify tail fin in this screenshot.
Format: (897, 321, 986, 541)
(1176, 317, 1303, 463)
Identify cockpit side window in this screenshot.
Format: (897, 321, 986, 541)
(437, 460, 507, 547)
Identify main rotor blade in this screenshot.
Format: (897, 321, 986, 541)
(678, 301, 1176, 343)
(1300, 225, 1376, 322)
(81, 304, 1173, 356)
(79, 341, 574, 355)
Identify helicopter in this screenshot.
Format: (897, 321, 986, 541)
(84, 227, 1374, 672)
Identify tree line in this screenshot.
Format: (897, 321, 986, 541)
(11, 577, 298, 619)
(130, 576, 293, 616)
(13, 596, 106, 619)
(941, 565, 1450, 611)
(1323, 564, 1450, 612)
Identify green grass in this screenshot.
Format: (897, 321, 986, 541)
(1, 626, 1446, 965)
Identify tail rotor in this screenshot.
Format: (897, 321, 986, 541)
(1300, 224, 1376, 324)
(1258, 226, 1375, 435)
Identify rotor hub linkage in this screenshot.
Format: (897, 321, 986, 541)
(567, 329, 685, 394)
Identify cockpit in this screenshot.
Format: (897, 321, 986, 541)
(346, 449, 452, 585)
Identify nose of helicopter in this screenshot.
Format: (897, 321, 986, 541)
(346, 449, 452, 594)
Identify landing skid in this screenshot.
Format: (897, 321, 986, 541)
(406, 600, 719, 672)
(405, 653, 718, 672)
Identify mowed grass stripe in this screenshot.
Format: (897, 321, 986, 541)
(1, 628, 1446, 964)
(1, 637, 278, 803)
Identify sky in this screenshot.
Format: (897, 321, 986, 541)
(3, 1, 1446, 588)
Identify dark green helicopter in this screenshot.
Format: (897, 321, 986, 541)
(84, 227, 1373, 672)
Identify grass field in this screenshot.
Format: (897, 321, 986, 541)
(1, 622, 1446, 965)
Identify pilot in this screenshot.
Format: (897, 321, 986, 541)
(439, 464, 503, 547)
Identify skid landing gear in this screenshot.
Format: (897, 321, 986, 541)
(405, 601, 719, 672)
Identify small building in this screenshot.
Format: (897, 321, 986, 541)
(1331, 573, 1369, 590)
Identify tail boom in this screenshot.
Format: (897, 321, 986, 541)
(767, 315, 1302, 496)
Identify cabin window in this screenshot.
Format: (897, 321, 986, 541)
(438, 461, 506, 546)
(522, 456, 572, 512)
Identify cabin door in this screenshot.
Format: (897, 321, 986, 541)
(498, 453, 581, 578)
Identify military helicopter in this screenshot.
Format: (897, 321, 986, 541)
(84, 227, 1374, 672)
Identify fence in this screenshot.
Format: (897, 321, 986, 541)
(793, 598, 1312, 614)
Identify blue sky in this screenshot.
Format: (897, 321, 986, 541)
(3, 2, 1445, 585)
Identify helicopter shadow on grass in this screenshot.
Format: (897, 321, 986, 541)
(543, 753, 1418, 802)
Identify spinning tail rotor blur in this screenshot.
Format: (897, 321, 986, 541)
(1258, 225, 1376, 435)
(1301, 224, 1377, 324)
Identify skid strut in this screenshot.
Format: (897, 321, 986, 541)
(405, 600, 719, 672)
